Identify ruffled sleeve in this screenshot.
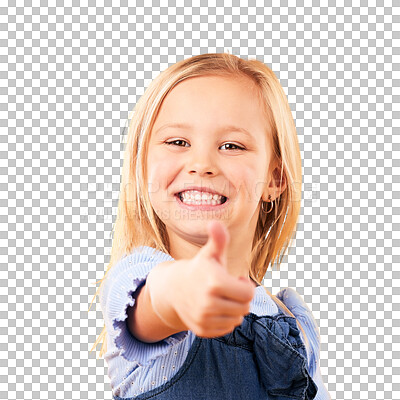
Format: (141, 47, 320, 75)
(276, 287, 331, 400)
(99, 246, 190, 366)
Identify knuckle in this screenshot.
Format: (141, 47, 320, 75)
(206, 287, 220, 302)
(206, 279, 221, 296)
(194, 313, 206, 327)
(201, 299, 215, 316)
(196, 310, 213, 328)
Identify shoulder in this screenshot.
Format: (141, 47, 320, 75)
(276, 287, 313, 313)
(107, 246, 174, 279)
(99, 246, 174, 308)
(276, 288, 331, 399)
(122, 245, 174, 266)
(275, 287, 321, 360)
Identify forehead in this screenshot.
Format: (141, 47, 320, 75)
(162, 74, 261, 104)
(153, 122, 255, 140)
(152, 75, 269, 138)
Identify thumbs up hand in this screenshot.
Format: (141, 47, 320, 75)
(172, 220, 257, 338)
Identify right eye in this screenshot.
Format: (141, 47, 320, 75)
(165, 139, 189, 147)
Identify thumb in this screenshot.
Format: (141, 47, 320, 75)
(201, 220, 230, 268)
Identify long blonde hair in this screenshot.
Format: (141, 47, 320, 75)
(89, 53, 310, 359)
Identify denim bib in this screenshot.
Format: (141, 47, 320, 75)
(113, 305, 318, 400)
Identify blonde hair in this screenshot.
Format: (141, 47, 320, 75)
(89, 52, 310, 359)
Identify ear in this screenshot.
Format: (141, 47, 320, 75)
(262, 166, 287, 202)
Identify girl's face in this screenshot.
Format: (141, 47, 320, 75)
(146, 75, 275, 259)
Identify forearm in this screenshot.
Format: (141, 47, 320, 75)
(146, 260, 188, 333)
(127, 260, 188, 344)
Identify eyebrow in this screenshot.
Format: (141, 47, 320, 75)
(154, 123, 253, 138)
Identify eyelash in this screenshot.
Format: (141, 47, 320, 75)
(165, 139, 245, 151)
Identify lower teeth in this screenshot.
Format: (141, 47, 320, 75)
(183, 200, 221, 205)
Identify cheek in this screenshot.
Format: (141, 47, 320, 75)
(147, 154, 179, 194)
(232, 166, 265, 200)
(253, 178, 267, 199)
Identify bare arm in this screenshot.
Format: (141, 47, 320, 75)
(127, 260, 188, 344)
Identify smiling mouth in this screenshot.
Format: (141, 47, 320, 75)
(176, 192, 228, 206)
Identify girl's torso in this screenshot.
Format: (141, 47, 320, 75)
(112, 304, 318, 400)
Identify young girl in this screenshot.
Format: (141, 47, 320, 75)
(90, 53, 331, 399)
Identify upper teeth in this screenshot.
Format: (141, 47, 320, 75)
(180, 190, 224, 203)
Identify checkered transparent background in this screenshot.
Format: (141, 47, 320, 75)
(1, 1, 399, 399)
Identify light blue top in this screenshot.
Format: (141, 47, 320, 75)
(99, 246, 331, 399)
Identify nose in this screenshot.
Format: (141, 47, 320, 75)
(187, 147, 216, 176)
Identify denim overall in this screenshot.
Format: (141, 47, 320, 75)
(114, 303, 318, 400)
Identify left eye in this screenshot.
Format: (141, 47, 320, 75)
(220, 143, 244, 151)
